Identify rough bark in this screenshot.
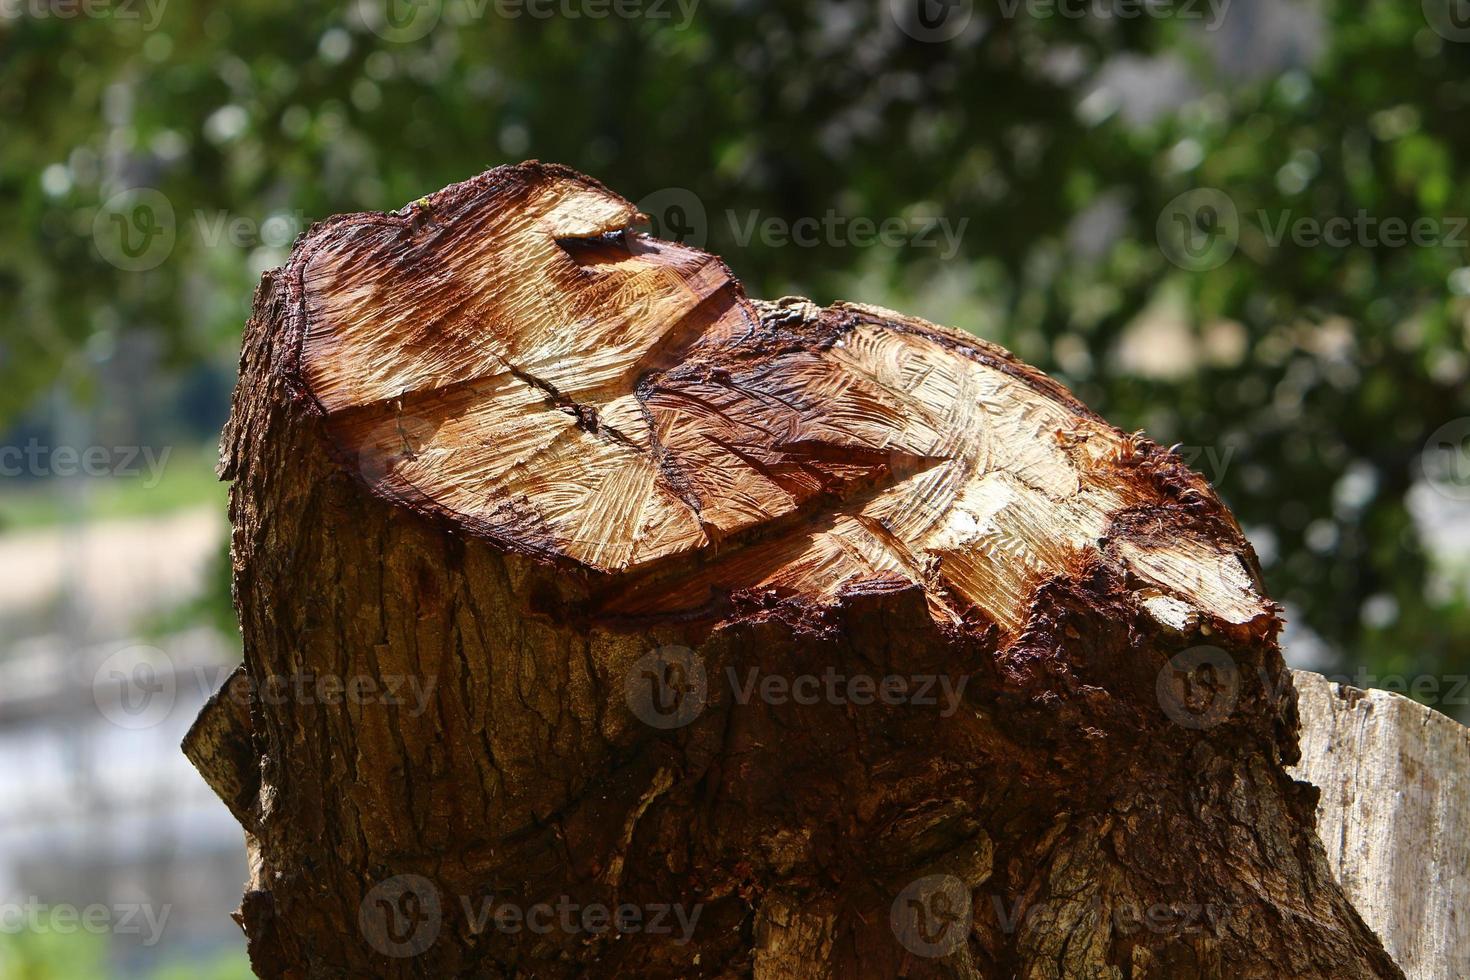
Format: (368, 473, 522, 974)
(1290, 670, 1470, 980)
(186, 162, 1403, 978)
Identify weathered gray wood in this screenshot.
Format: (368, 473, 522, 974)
(1291, 669, 1470, 980)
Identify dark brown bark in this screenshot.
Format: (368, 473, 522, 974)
(186, 162, 1403, 979)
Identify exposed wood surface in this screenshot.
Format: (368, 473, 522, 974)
(192, 162, 1404, 978)
(296, 165, 1265, 633)
(1291, 669, 1470, 980)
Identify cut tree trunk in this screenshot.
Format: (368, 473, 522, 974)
(186, 162, 1404, 979)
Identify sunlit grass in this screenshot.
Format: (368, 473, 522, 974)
(0, 929, 105, 979)
(145, 947, 254, 980)
(0, 929, 251, 980)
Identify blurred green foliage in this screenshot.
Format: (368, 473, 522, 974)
(3, 0, 1469, 704)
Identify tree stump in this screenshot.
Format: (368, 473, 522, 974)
(186, 162, 1403, 978)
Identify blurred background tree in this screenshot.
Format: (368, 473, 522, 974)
(3, 0, 1469, 700)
